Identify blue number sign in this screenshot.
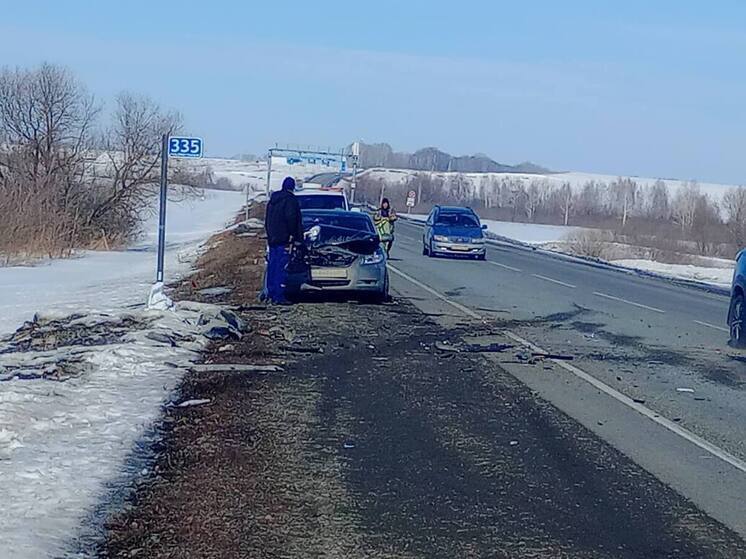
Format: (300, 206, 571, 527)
(168, 136, 203, 158)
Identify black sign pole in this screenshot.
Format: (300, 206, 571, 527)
(156, 134, 169, 283)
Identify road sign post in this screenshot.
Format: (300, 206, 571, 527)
(155, 135, 204, 284)
(406, 189, 416, 213)
(350, 141, 360, 205)
(156, 134, 169, 283)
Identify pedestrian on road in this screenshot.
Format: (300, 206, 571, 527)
(264, 176, 303, 304)
(374, 198, 398, 256)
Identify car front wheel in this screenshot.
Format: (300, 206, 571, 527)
(729, 292, 745, 347)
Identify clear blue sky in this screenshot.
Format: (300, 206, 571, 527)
(1, 1, 744, 183)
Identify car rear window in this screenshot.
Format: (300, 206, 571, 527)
(297, 194, 346, 210)
(436, 213, 479, 227)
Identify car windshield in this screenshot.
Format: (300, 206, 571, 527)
(436, 213, 479, 227)
(303, 213, 375, 233)
(297, 194, 346, 210)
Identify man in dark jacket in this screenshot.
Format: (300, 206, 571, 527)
(264, 176, 303, 304)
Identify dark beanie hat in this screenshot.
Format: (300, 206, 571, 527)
(282, 176, 296, 191)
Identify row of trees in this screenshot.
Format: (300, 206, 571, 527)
(0, 63, 192, 259)
(356, 171, 746, 258)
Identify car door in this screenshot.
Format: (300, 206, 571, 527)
(425, 210, 436, 245)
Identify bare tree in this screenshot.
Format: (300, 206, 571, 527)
(690, 193, 721, 255)
(646, 180, 670, 220)
(522, 180, 546, 222)
(722, 187, 746, 246)
(88, 93, 182, 241)
(575, 181, 603, 217)
(610, 177, 637, 228)
(672, 181, 700, 233)
(0, 63, 100, 256)
(560, 182, 573, 225)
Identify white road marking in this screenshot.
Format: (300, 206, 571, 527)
(488, 261, 522, 272)
(388, 263, 746, 476)
(532, 273, 576, 289)
(694, 320, 729, 333)
(387, 265, 481, 319)
(593, 291, 665, 314)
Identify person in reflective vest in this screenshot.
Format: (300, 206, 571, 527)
(374, 198, 398, 256)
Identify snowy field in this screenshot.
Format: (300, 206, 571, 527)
(360, 167, 739, 202)
(407, 213, 581, 245)
(0, 190, 244, 336)
(191, 156, 345, 192)
(0, 190, 245, 558)
(611, 259, 734, 289)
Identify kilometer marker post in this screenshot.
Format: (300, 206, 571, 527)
(150, 135, 204, 307)
(156, 134, 169, 283)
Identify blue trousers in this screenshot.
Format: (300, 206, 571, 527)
(267, 244, 290, 302)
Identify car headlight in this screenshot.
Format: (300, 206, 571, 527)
(471, 238, 485, 244)
(305, 225, 321, 242)
(433, 235, 449, 242)
(362, 251, 385, 265)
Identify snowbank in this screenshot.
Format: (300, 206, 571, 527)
(0, 190, 245, 336)
(611, 259, 734, 289)
(0, 190, 245, 558)
(0, 304, 243, 558)
(480, 219, 582, 245)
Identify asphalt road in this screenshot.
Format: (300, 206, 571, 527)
(389, 218, 746, 538)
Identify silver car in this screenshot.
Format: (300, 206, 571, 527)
(287, 210, 389, 303)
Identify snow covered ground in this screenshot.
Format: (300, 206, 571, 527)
(480, 219, 583, 245)
(360, 167, 739, 202)
(0, 190, 244, 336)
(0, 190, 245, 558)
(191, 156, 345, 192)
(611, 259, 734, 289)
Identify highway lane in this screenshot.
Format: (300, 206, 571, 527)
(388, 218, 746, 536)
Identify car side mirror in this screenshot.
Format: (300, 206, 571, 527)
(481, 224, 488, 230)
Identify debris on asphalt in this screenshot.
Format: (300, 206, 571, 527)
(342, 441, 356, 449)
(189, 364, 282, 374)
(676, 387, 695, 393)
(534, 352, 574, 361)
(217, 344, 234, 353)
(177, 398, 211, 408)
(434, 340, 514, 353)
(463, 342, 514, 353)
(434, 341, 459, 352)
